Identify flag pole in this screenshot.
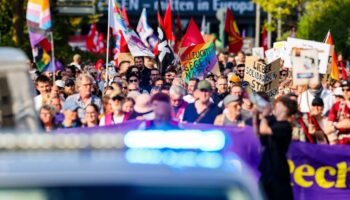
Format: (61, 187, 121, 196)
(105, 0, 111, 84)
(50, 31, 56, 83)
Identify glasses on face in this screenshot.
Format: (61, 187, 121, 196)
(128, 89, 138, 92)
(237, 70, 244, 73)
(122, 86, 127, 90)
(129, 79, 138, 83)
(200, 89, 210, 93)
(342, 88, 350, 92)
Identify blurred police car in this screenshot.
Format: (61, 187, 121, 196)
(0, 48, 262, 200)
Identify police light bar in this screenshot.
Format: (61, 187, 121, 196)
(124, 130, 226, 152)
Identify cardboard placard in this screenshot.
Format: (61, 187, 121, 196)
(179, 42, 219, 82)
(291, 48, 319, 86)
(244, 56, 281, 97)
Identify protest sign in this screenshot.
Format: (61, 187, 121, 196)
(284, 38, 331, 74)
(179, 42, 219, 82)
(242, 37, 254, 54)
(265, 48, 280, 63)
(244, 56, 280, 97)
(117, 53, 134, 65)
(252, 47, 264, 59)
(291, 48, 319, 86)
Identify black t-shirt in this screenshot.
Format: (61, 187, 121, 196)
(183, 102, 222, 124)
(140, 67, 151, 88)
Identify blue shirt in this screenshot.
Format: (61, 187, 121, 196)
(64, 93, 103, 120)
(183, 102, 222, 124)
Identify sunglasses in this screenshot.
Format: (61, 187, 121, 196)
(342, 88, 350, 92)
(237, 70, 244, 73)
(129, 79, 138, 83)
(122, 87, 127, 89)
(200, 89, 210, 92)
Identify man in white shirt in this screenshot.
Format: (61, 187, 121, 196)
(34, 75, 52, 110)
(298, 81, 335, 115)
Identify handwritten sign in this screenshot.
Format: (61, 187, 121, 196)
(244, 56, 280, 97)
(179, 42, 219, 82)
(252, 47, 264, 59)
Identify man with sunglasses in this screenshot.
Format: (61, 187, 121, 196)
(326, 80, 350, 144)
(183, 80, 222, 124)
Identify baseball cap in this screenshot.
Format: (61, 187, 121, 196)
(334, 87, 343, 96)
(55, 80, 65, 88)
(229, 75, 241, 84)
(198, 80, 212, 91)
(341, 80, 350, 88)
(63, 103, 79, 111)
(223, 95, 240, 106)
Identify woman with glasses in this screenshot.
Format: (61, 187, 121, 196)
(39, 105, 57, 132)
(84, 104, 100, 128)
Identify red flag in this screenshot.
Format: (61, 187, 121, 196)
(261, 26, 268, 51)
(174, 13, 183, 53)
(86, 24, 100, 54)
(181, 18, 205, 47)
(224, 8, 243, 54)
(121, 7, 130, 28)
(324, 31, 341, 80)
(163, 0, 175, 41)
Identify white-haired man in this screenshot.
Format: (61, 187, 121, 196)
(169, 85, 188, 122)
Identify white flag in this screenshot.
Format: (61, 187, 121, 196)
(137, 8, 154, 46)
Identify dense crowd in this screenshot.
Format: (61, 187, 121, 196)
(31, 51, 350, 145)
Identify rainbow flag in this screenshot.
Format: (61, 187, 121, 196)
(179, 42, 219, 82)
(26, 0, 52, 72)
(26, 0, 51, 31)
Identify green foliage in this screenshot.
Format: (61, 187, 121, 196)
(297, 0, 350, 58)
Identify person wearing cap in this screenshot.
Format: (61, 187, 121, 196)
(333, 87, 344, 103)
(59, 103, 82, 129)
(214, 95, 244, 126)
(326, 80, 350, 144)
(183, 80, 222, 124)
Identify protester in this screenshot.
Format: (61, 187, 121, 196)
(122, 97, 135, 116)
(213, 76, 229, 104)
(169, 85, 187, 122)
(214, 95, 244, 126)
(59, 104, 82, 129)
(63, 73, 103, 120)
(130, 93, 154, 120)
(34, 75, 52, 110)
(258, 96, 298, 200)
(84, 104, 100, 127)
(183, 78, 199, 103)
(183, 80, 222, 124)
(326, 80, 350, 144)
(100, 95, 129, 126)
(39, 105, 57, 132)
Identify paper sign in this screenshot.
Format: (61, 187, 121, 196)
(252, 47, 264, 59)
(265, 48, 280, 63)
(285, 38, 331, 74)
(179, 42, 219, 82)
(244, 56, 281, 97)
(291, 48, 319, 86)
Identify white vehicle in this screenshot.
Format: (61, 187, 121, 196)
(0, 48, 39, 131)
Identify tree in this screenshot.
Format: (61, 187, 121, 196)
(297, 0, 350, 59)
(252, 0, 303, 33)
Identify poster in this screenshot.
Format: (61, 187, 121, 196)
(244, 56, 280, 97)
(179, 42, 219, 82)
(284, 38, 331, 74)
(291, 48, 319, 86)
(252, 47, 264, 59)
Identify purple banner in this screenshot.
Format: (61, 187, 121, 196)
(288, 142, 350, 200)
(56, 121, 350, 199)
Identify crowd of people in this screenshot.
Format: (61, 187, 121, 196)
(31, 51, 350, 145)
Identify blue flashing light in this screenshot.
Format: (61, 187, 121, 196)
(124, 130, 226, 152)
(125, 149, 224, 169)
